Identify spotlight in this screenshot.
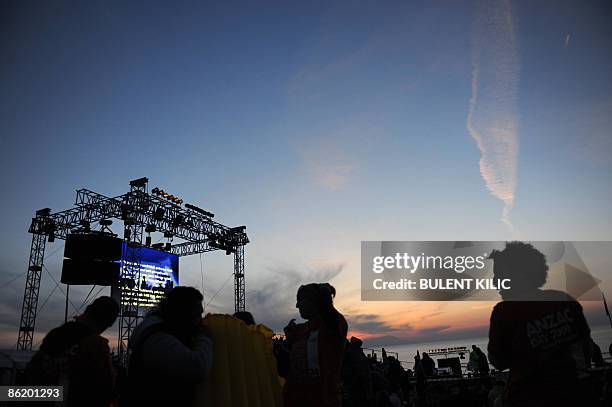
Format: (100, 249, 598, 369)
(152, 186, 183, 206)
(153, 207, 165, 220)
(184, 203, 214, 218)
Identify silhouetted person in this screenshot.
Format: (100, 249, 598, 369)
(472, 345, 490, 375)
(342, 336, 373, 407)
(488, 242, 592, 407)
(233, 310, 256, 325)
(413, 351, 427, 407)
(26, 296, 119, 407)
(590, 338, 604, 367)
(420, 352, 435, 376)
(124, 286, 212, 407)
(283, 283, 348, 407)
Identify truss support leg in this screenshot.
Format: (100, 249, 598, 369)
(16, 233, 47, 350)
(117, 183, 146, 365)
(233, 245, 245, 312)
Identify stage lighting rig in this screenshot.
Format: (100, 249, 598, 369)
(208, 239, 234, 255)
(17, 177, 249, 357)
(152, 187, 183, 205)
(145, 224, 156, 246)
(184, 203, 214, 218)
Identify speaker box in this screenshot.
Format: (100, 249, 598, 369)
(64, 233, 122, 261)
(61, 258, 120, 286)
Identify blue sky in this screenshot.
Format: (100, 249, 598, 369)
(1, 0, 611, 348)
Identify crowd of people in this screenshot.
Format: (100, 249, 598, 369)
(20, 242, 612, 406)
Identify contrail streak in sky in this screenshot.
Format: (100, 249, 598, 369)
(467, 0, 519, 229)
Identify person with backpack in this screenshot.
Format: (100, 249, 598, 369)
(123, 286, 212, 407)
(25, 296, 119, 407)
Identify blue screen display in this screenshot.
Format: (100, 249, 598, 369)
(117, 243, 179, 310)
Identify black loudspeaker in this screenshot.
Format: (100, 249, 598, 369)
(64, 233, 122, 261)
(437, 357, 462, 376)
(61, 258, 120, 286)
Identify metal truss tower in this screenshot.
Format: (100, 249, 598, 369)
(16, 224, 48, 350)
(234, 244, 245, 312)
(16, 178, 249, 354)
(117, 179, 147, 363)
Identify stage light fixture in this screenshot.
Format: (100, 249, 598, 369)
(145, 236, 152, 246)
(129, 177, 149, 187)
(120, 204, 131, 221)
(151, 186, 183, 206)
(36, 208, 51, 217)
(184, 203, 214, 218)
(165, 242, 172, 251)
(153, 207, 165, 220)
(145, 225, 156, 233)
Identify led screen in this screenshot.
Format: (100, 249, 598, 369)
(113, 243, 179, 312)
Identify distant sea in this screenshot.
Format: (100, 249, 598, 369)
(373, 326, 612, 367)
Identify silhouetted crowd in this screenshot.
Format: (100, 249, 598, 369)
(19, 242, 612, 406)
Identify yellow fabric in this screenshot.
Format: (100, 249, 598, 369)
(194, 314, 283, 407)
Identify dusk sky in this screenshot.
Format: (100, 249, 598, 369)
(1, 0, 611, 349)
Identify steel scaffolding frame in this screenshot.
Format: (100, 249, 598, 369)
(16, 178, 248, 357)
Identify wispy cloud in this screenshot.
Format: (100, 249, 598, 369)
(246, 261, 344, 331)
(301, 139, 359, 191)
(467, 0, 520, 229)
